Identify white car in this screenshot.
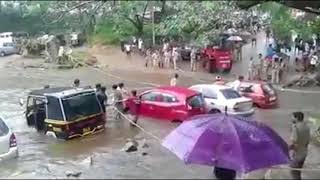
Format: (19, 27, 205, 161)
(189, 84, 255, 116)
(0, 118, 18, 161)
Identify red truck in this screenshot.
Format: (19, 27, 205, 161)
(201, 46, 233, 73)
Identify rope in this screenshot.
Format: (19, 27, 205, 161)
(111, 106, 162, 142)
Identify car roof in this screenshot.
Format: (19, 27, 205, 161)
(29, 87, 94, 98)
(241, 81, 266, 86)
(29, 87, 74, 96)
(191, 84, 232, 90)
(155, 86, 199, 97)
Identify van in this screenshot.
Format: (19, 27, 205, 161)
(0, 42, 19, 57)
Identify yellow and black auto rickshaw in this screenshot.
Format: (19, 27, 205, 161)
(25, 87, 106, 140)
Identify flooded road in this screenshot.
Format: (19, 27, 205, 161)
(0, 42, 320, 179)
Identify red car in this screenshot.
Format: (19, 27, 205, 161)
(124, 86, 207, 122)
(237, 81, 278, 108)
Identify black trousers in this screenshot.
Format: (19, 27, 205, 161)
(213, 167, 236, 180)
(290, 157, 306, 180)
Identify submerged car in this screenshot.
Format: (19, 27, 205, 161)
(0, 118, 18, 161)
(25, 87, 105, 140)
(124, 86, 207, 122)
(189, 84, 254, 116)
(236, 81, 278, 108)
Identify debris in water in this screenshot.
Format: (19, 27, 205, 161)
(65, 171, 82, 178)
(140, 139, 149, 148)
(142, 152, 148, 156)
(79, 156, 93, 167)
(122, 140, 138, 152)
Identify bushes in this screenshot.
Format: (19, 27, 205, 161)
(92, 20, 136, 45)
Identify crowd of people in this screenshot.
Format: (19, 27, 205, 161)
(122, 36, 202, 71)
(70, 79, 140, 126)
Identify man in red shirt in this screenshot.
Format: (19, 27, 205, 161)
(127, 90, 141, 127)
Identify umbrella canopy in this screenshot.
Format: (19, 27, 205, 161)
(227, 36, 243, 41)
(162, 114, 289, 173)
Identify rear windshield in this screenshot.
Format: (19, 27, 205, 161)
(187, 94, 205, 108)
(62, 93, 101, 121)
(0, 119, 9, 136)
(220, 88, 242, 99)
(261, 84, 275, 96)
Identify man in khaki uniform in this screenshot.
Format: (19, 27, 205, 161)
(164, 50, 171, 68)
(190, 48, 197, 71)
(172, 48, 179, 70)
(289, 111, 310, 180)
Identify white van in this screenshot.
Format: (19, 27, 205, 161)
(0, 32, 13, 43)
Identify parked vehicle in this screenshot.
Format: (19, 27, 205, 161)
(189, 84, 254, 116)
(228, 81, 278, 108)
(0, 32, 13, 43)
(24, 87, 105, 140)
(201, 46, 233, 73)
(124, 86, 207, 122)
(179, 45, 201, 61)
(0, 118, 18, 161)
(0, 42, 20, 57)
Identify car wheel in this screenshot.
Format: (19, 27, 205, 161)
(209, 109, 221, 114)
(0, 51, 5, 57)
(253, 103, 259, 108)
(171, 119, 182, 123)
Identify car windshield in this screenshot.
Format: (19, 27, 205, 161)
(261, 84, 275, 96)
(62, 93, 101, 121)
(187, 94, 205, 108)
(220, 88, 241, 99)
(0, 118, 9, 136)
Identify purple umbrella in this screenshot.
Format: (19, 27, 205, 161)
(162, 114, 289, 173)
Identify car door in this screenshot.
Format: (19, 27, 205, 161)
(202, 87, 220, 111)
(0, 118, 10, 155)
(139, 91, 159, 118)
(157, 93, 180, 120)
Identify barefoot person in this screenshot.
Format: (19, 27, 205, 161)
(289, 112, 310, 180)
(170, 73, 179, 86)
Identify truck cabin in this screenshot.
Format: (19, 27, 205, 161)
(26, 87, 103, 132)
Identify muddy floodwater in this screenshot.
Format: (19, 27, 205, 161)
(0, 48, 320, 179)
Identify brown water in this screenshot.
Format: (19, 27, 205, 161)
(0, 41, 319, 179)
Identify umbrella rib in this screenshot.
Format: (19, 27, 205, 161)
(228, 119, 246, 173)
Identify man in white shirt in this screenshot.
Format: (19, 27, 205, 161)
(310, 52, 318, 72)
(231, 75, 244, 91)
(138, 38, 143, 52)
(125, 44, 131, 56)
(170, 73, 179, 86)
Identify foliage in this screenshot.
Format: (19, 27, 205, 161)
(157, 1, 241, 45)
(257, 2, 318, 41)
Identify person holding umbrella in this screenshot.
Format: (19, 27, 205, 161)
(162, 113, 290, 179)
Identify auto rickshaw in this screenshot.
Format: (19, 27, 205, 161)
(24, 87, 106, 140)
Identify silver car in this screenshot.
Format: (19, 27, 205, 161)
(0, 42, 20, 57)
(0, 118, 18, 161)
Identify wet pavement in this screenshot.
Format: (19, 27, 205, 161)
(0, 33, 319, 179)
